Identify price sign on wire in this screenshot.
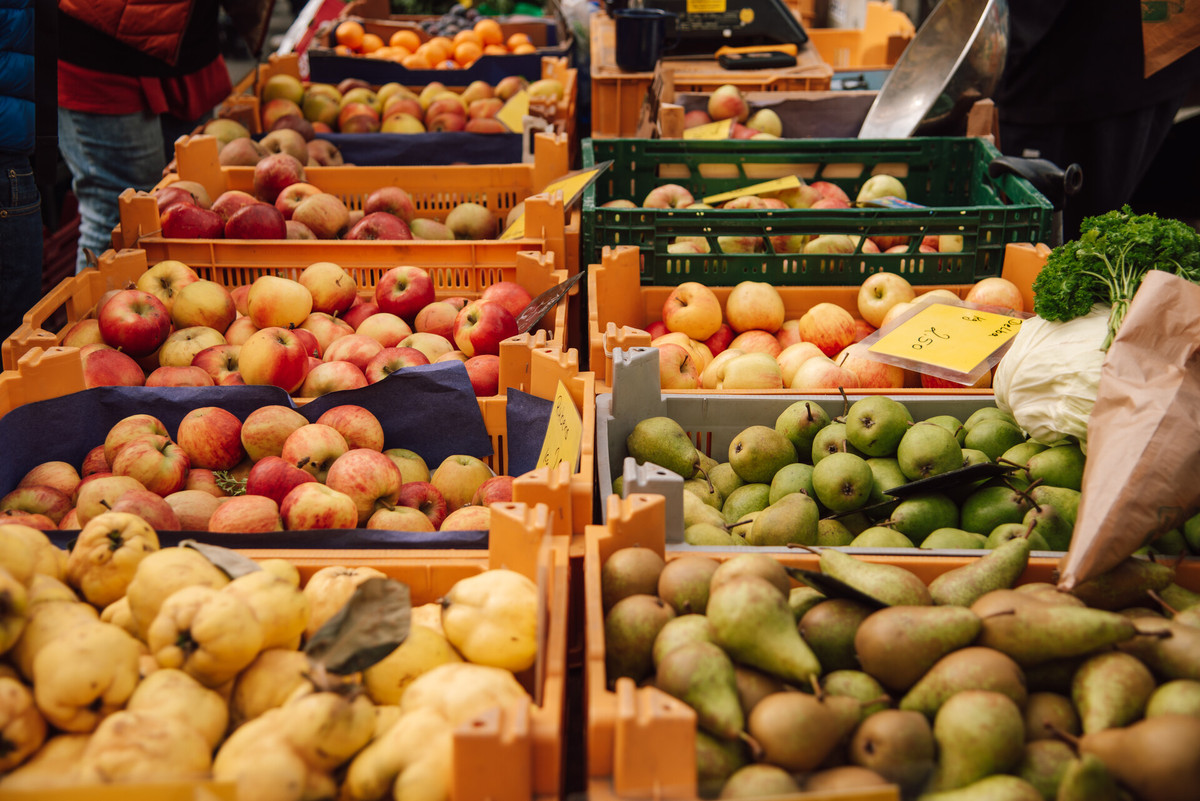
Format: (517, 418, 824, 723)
(703, 174, 801, 205)
(536, 381, 582, 471)
(683, 118, 734, 140)
(864, 301, 1026, 383)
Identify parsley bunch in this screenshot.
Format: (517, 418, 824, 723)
(1032, 206, 1200, 349)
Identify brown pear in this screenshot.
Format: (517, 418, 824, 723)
(602, 547, 665, 612)
(747, 691, 858, 773)
(899, 647, 1028, 717)
(1079, 714, 1200, 801)
(656, 554, 720, 615)
(849, 708, 935, 794)
(854, 604, 982, 692)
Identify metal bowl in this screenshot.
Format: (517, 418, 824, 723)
(858, 0, 1009, 139)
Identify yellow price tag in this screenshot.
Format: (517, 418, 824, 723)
(496, 89, 529, 133)
(688, 0, 726, 12)
(868, 303, 1024, 373)
(500, 163, 609, 240)
(500, 214, 526, 240)
(536, 380, 582, 471)
(683, 118, 734, 140)
(703, 174, 801, 205)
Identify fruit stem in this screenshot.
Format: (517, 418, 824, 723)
(738, 731, 764, 761)
(1132, 625, 1173, 640)
(786, 544, 821, 554)
(808, 673, 824, 700)
(1045, 722, 1080, 751)
(1147, 590, 1179, 616)
(1020, 518, 1038, 540)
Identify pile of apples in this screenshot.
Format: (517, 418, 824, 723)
(0, 401, 512, 534)
(677, 83, 788, 139)
(60, 258, 533, 398)
(154, 156, 505, 242)
(333, 16, 540, 67)
(646, 272, 1024, 391)
(0, 528, 541, 798)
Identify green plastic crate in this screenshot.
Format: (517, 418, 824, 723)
(581, 137, 1054, 286)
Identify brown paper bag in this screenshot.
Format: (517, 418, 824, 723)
(1057, 270, 1200, 590)
(1142, 0, 1200, 77)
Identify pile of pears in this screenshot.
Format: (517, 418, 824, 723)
(621, 398, 1110, 552)
(600, 542, 1200, 801)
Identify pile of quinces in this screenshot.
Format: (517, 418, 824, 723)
(0, 521, 540, 800)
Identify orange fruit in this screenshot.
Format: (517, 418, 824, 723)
(436, 59, 461, 70)
(334, 44, 355, 56)
(402, 52, 431, 70)
(389, 45, 412, 60)
(336, 20, 365, 50)
(506, 32, 531, 50)
(483, 44, 508, 56)
(453, 30, 482, 48)
(475, 18, 503, 46)
(454, 41, 482, 65)
(511, 42, 536, 55)
(361, 33, 384, 53)
(429, 36, 454, 53)
(389, 29, 421, 51)
(421, 41, 450, 65)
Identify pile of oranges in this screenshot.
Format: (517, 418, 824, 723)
(333, 17, 537, 70)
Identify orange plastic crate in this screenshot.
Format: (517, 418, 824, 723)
(586, 242, 1051, 394)
(588, 12, 833, 139)
(114, 131, 580, 283)
(806, 1, 915, 71)
(583, 492, 1200, 801)
(3, 244, 571, 371)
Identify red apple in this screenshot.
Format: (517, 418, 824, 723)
(104, 413, 170, 463)
(365, 506, 435, 531)
(413, 301, 460, 341)
(245, 455, 318, 507)
(81, 446, 110, 477)
(225, 203, 287, 240)
(363, 187, 416, 223)
(645, 320, 669, 340)
(452, 299, 517, 357)
(797, 303, 857, 358)
(470, 475, 514, 506)
(110, 435, 190, 497)
(297, 360, 369, 398)
(155, 185, 197, 214)
(396, 481, 448, 529)
(356, 312, 413, 347)
(325, 448, 404, 525)
(281, 482, 359, 530)
(299, 261, 357, 316)
(238, 326, 310, 393)
(480, 281, 533, 320)
(430, 454, 494, 514)
(728, 329, 783, 358)
(81, 346, 146, 388)
(247, 274, 312, 330)
(17, 461, 81, 501)
(322, 333, 384, 372)
(292, 193, 351, 240)
(176, 407, 245, 471)
(375, 266, 435, 321)
(191, 344, 241, 384)
(240, 405, 309, 462)
(810, 181, 851, 206)
(835, 343, 905, 388)
(211, 190, 262, 224)
(252, 152, 307, 203)
(344, 212, 413, 242)
(464, 354, 500, 396)
(965, 277, 1025, 313)
(0, 485, 72, 524)
(164, 489, 222, 531)
(440, 505, 491, 531)
(171, 280, 237, 332)
(364, 346, 429, 384)
(145, 365, 215, 387)
(75, 474, 145, 527)
(97, 289, 172, 357)
(342, 300, 379, 330)
(274, 182, 323, 220)
(108, 487, 181, 531)
(161, 202, 224, 239)
(280, 423, 349, 483)
(184, 468, 226, 498)
(789, 355, 860, 390)
(208, 495, 283, 534)
(299, 312, 355, 353)
(315, 405, 384, 452)
(286, 219, 317, 240)
(61, 318, 105, 348)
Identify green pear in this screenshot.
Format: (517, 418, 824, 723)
(919, 775, 1042, 801)
(774, 400, 831, 463)
(818, 547, 932, 605)
(747, 690, 859, 772)
(652, 613, 713, 668)
(839, 510, 874, 535)
(899, 646, 1028, 717)
(1022, 504, 1073, 551)
(1071, 651, 1156, 734)
(961, 447, 993, 466)
(767, 462, 814, 504)
(816, 517, 856, 547)
(999, 439, 1048, 471)
(601, 546, 666, 612)
(1028, 485, 1080, 528)
(710, 552, 791, 597)
(855, 605, 982, 692)
(1149, 528, 1188, 556)
(1016, 738, 1074, 801)
(928, 534, 1034, 606)
(888, 493, 959, 545)
(1056, 753, 1123, 801)
(721, 483, 771, 526)
(1023, 692, 1080, 741)
(696, 730, 749, 799)
(1145, 679, 1200, 718)
(925, 690, 1025, 793)
(708, 462, 745, 501)
(922, 528, 989, 549)
(728, 512, 759, 541)
(964, 417, 1028, 461)
(1184, 510, 1200, 552)
(963, 406, 1017, 432)
(612, 475, 624, 497)
(657, 555, 720, 615)
(788, 585, 827, 621)
(685, 490, 728, 529)
(1159, 582, 1200, 611)
(822, 669, 891, 718)
(728, 425, 797, 484)
(844, 396, 913, 457)
(707, 576, 822, 685)
(799, 599, 875, 672)
(717, 764, 800, 799)
(850, 526, 915, 548)
(987, 522, 1052, 552)
(627, 416, 700, 478)
(733, 666, 787, 717)
(1117, 616, 1200, 681)
(604, 593, 675, 683)
(1076, 714, 1200, 801)
(803, 766, 890, 793)
(1025, 444, 1085, 490)
(812, 451, 875, 513)
(961, 484, 1033, 534)
(971, 590, 1137, 667)
(685, 523, 738, 546)
(897, 422, 963, 481)
(684, 477, 723, 510)
(866, 456, 908, 505)
(849, 709, 935, 795)
(655, 640, 745, 740)
(697, 449, 719, 478)
(1065, 556, 1175, 610)
(924, 414, 966, 445)
(747, 492, 819, 547)
(812, 422, 865, 464)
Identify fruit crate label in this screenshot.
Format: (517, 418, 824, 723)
(683, 118, 734, 140)
(497, 89, 530, 134)
(536, 380, 582, 471)
(502, 162, 612, 239)
(867, 302, 1024, 375)
(688, 0, 727, 12)
(858, 196, 927, 209)
(703, 174, 801, 204)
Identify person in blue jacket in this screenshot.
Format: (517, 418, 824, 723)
(0, 0, 43, 342)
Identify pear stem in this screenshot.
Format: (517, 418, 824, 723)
(787, 544, 821, 555)
(837, 387, 849, 420)
(1045, 722, 1080, 752)
(1148, 590, 1179, 616)
(1020, 518, 1038, 540)
(861, 694, 893, 709)
(738, 731, 764, 761)
(696, 465, 714, 495)
(808, 674, 825, 700)
(981, 608, 1017, 620)
(1133, 625, 1173, 640)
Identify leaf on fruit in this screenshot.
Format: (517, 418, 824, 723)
(305, 577, 412, 675)
(785, 566, 888, 609)
(180, 539, 263, 578)
(213, 470, 247, 496)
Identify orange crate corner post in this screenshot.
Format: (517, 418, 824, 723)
(0, 346, 86, 421)
(807, 0, 915, 70)
(1001, 241, 1051, 315)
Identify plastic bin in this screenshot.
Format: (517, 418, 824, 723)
(3, 245, 571, 371)
(655, 87, 876, 140)
(583, 491, 1200, 801)
(589, 12, 834, 139)
(805, 1, 915, 71)
(586, 243, 1050, 394)
(213, 53, 577, 167)
(116, 131, 580, 284)
(581, 137, 1054, 285)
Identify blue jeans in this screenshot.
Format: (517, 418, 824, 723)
(58, 107, 167, 274)
(0, 152, 44, 341)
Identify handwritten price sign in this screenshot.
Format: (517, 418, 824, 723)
(536, 381, 582, 471)
(868, 303, 1024, 373)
